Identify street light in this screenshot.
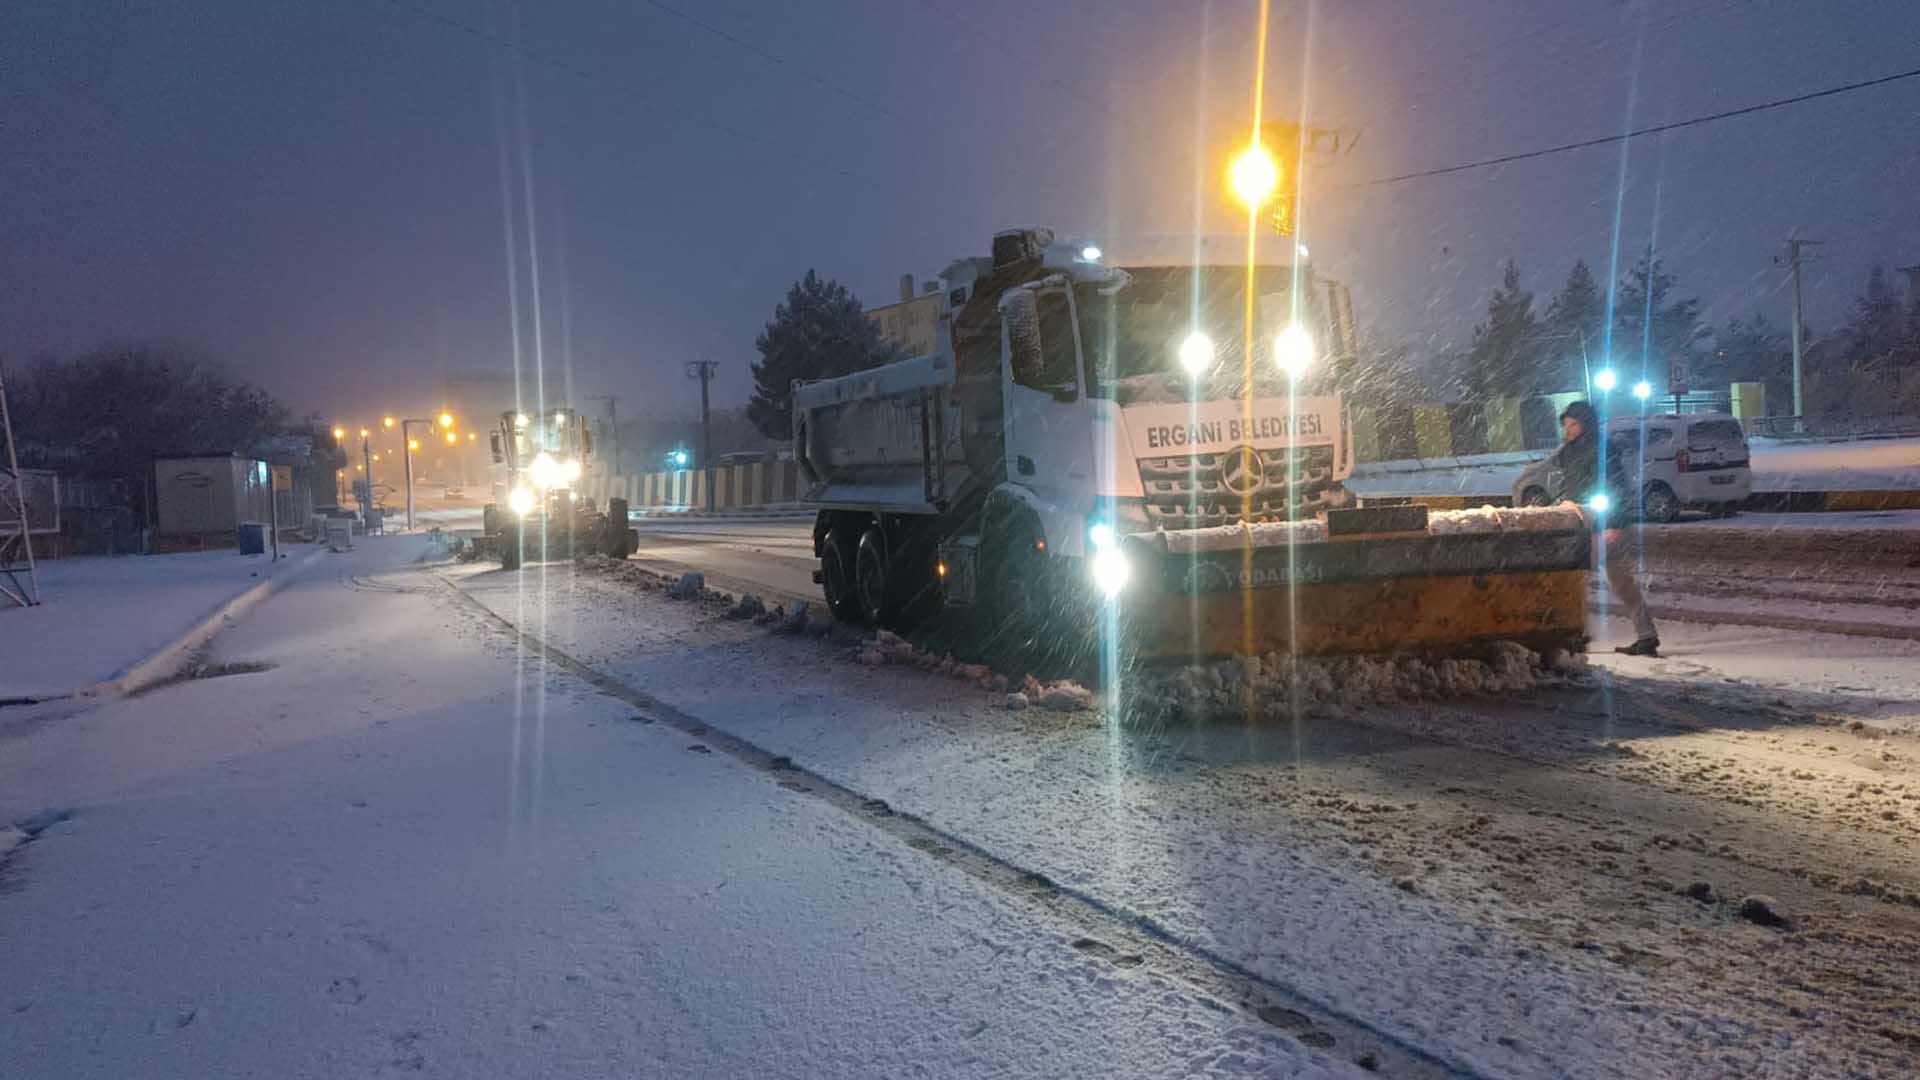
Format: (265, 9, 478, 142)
(444, 430, 458, 446)
(1228, 143, 1280, 210)
(332, 426, 346, 441)
(1632, 380, 1653, 401)
(1593, 368, 1618, 393)
(408, 438, 420, 451)
(360, 427, 370, 439)
(438, 411, 454, 429)
(383, 416, 396, 429)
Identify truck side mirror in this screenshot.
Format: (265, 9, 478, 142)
(1003, 290, 1044, 387)
(488, 432, 504, 463)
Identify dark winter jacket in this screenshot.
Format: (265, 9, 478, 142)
(1542, 427, 1632, 512)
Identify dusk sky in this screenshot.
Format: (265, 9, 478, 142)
(6, 0, 1918, 427)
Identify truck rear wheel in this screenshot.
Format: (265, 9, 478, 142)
(819, 528, 861, 622)
(482, 504, 502, 537)
(854, 527, 894, 625)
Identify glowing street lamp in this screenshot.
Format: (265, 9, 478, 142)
(332, 426, 346, 441)
(444, 430, 458, 446)
(1593, 368, 1618, 393)
(1228, 143, 1280, 210)
(438, 411, 454, 429)
(359, 427, 370, 439)
(407, 438, 420, 451)
(383, 416, 396, 430)
(1632, 380, 1653, 401)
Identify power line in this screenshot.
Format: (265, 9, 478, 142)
(1361, 63, 1920, 188)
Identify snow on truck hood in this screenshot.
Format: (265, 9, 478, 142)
(1119, 395, 1340, 459)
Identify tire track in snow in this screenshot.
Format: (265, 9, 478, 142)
(435, 570, 1476, 1080)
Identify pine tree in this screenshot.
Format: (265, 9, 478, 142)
(1711, 315, 1791, 406)
(1462, 260, 1539, 400)
(746, 270, 900, 439)
(1838, 265, 1908, 374)
(1541, 260, 1603, 394)
(1615, 251, 1709, 393)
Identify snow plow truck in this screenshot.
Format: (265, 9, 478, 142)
(793, 228, 1592, 664)
(475, 407, 636, 571)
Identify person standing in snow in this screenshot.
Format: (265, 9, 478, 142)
(1543, 400, 1660, 657)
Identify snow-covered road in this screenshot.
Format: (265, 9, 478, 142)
(8, 531, 1918, 1077)
(440, 558, 1920, 1077)
(0, 538, 1343, 1079)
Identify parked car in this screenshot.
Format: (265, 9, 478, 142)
(1513, 413, 1751, 522)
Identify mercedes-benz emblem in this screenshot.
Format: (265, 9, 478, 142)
(1220, 445, 1265, 495)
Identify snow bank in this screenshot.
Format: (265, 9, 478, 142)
(1158, 518, 1327, 554)
(1426, 504, 1587, 534)
(1152, 504, 1583, 553)
(1125, 642, 1586, 725)
(854, 630, 1007, 690)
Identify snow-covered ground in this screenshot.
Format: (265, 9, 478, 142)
(443, 560, 1920, 1078)
(1348, 435, 1920, 499)
(0, 549, 314, 700)
(0, 540, 1343, 1079)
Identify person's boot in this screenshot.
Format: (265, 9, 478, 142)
(1614, 637, 1659, 657)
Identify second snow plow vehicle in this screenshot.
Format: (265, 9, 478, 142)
(475, 407, 636, 571)
(793, 228, 1591, 664)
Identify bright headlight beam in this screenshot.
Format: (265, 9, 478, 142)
(1178, 331, 1216, 376)
(1090, 546, 1131, 598)
(1588, 493, 1612, 514)
(508, 487, 536, 516)
(1274, 324, 1315, 380)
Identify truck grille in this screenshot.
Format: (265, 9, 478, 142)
(1138, 445, 1342, 527)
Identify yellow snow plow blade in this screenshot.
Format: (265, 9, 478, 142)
(1120, 505, 1592, 660)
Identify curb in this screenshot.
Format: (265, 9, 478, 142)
(71, 547, 329, 701)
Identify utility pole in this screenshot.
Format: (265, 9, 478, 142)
(685, 360, 718, 511)
(1778, 236, 1823, 422)
(0, 364, 41, 608)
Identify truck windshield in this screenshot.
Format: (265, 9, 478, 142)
(1076, 266, 1315, 403)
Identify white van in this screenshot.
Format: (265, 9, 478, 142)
(1513, 412, 1751, 522)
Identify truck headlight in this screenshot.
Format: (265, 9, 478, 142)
(508, 487, 537, 516)
(1274, 324, 1315, 380)
(529, 452, 562, 489)
(1177, 331, 1216, 376)
(1090, 546, 1131, 598)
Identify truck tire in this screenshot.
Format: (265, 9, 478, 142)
(819, 527, 861, 622)
(482, 504, 502, 537)
(501, 523, 524, 571)
(605, 498, 632, 557)
(854, 527, 894, 626)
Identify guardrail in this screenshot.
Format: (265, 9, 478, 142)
(1744, 414, 1920, 441)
